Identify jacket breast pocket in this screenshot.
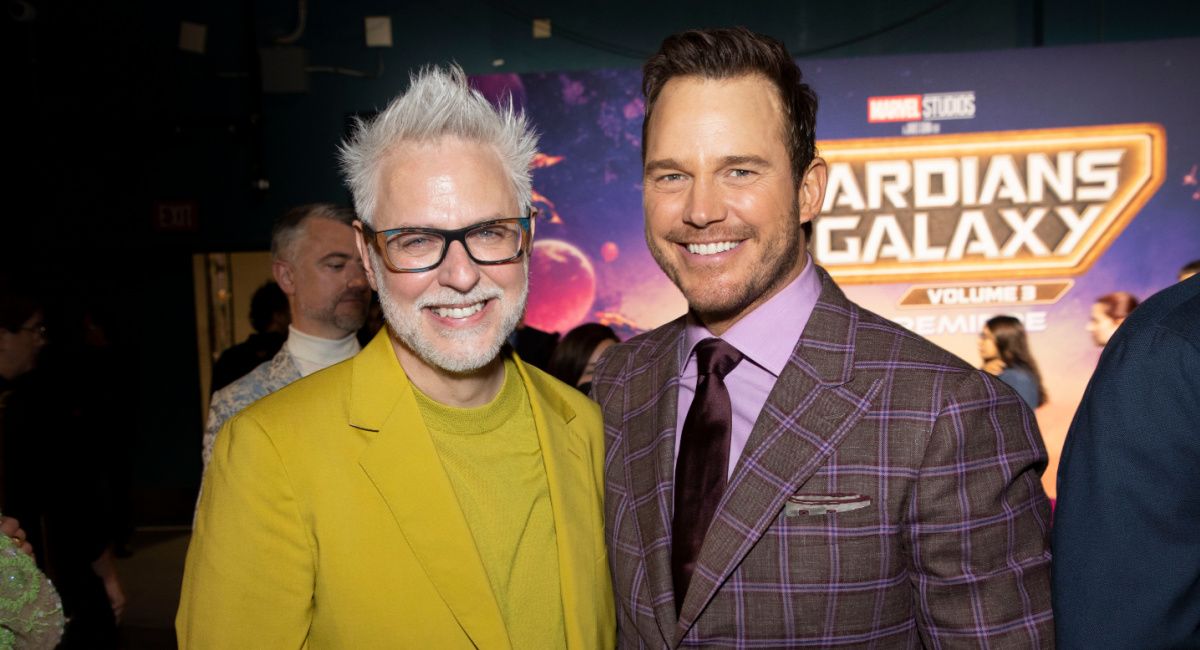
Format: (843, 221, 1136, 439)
(731, 500, 910, 641)
(766, 490, 883, 555)
(783, 492, 872, 517)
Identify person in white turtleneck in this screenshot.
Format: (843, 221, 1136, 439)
(282, 325, 361, 377)
(200, 204, 370, 469)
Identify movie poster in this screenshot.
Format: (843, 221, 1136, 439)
(472, 38, 1200, 497)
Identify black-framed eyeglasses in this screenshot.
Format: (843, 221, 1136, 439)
(359, 212, 535, 273)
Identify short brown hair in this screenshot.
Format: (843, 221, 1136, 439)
(641, 27, 818, 185)
(1095, 292, 1139, 321)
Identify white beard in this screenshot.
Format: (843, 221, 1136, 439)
(374, 256, 528, 374)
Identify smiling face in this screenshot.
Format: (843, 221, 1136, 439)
(360, 137, 528, 375)
(643, 74, 826, 334)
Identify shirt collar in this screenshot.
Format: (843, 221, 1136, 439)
(683, 255, 820, 378)
(285, 324, 361, 376)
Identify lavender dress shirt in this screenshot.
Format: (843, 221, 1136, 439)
(675, 256, 821, 478)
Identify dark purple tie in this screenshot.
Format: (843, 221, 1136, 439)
(672, 337, 743, 613)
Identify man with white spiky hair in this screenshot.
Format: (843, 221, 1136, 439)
(178, 65, 614, 649)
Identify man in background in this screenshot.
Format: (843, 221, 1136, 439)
(201, 203, 370, 467)
(1053, 273, 1200, 648)
(593, 27, 1053, 647)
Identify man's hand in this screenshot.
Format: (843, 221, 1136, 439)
(0, 514, 35, 557)
(104, 572, 128, 623)
(92, 547, 127, 623)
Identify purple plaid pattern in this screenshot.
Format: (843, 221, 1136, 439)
(592, 268, 1054, 649)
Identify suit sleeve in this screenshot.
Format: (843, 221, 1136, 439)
(177, 413, 314, 649)
(1053, 324, 1200, 648)
(907, 370, 1054, 648)
(200, 401, 221, 469)
(201, 384, 242, 469)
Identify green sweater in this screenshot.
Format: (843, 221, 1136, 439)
(415, 358, 567, 649)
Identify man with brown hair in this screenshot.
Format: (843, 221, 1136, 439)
(592, 27, 1054, 647)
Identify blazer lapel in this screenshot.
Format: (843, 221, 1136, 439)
(351, 333, 511, 650)
(621, 318, 687, 645)
(675, 271, 882, 641)
(515, 358, 600, 649)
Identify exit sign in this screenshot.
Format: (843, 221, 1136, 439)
(152, 201, 200, 232)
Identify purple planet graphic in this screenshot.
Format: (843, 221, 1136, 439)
(525, 239, 596, 335)
(601, 241, 619, 262)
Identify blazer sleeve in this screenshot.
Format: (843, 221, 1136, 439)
(200, 394, 227, 469)
(907, 370, 1055, 648)
(1052, 322, 1200, 648)
(177, 412, 314, 649)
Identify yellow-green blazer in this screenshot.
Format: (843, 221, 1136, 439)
(177, 332, 615, 649)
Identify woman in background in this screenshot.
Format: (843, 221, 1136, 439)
(979, 315, 1046, 409)
(1086, 291, 1139, 347)
(547, 323, 619, 394)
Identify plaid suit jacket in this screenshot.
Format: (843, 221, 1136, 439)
(592, 268, 1054, 648)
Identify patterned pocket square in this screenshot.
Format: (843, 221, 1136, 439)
(784, 493, 872, 516)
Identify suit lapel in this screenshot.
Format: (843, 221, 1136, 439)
(352, 332, 511, 650)
(514, 359, 598, 649)
(621, 318, 687, 645)
(675, 271, 882, 641)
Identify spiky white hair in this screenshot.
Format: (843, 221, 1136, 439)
(339, 64, 538, 226)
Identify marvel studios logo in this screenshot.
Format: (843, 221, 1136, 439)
(867, 91, 976, 123)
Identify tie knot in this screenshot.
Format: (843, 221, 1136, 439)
(694, 338, 742, 379)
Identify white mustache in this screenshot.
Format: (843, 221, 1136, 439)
(415, 286, 504, 310)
